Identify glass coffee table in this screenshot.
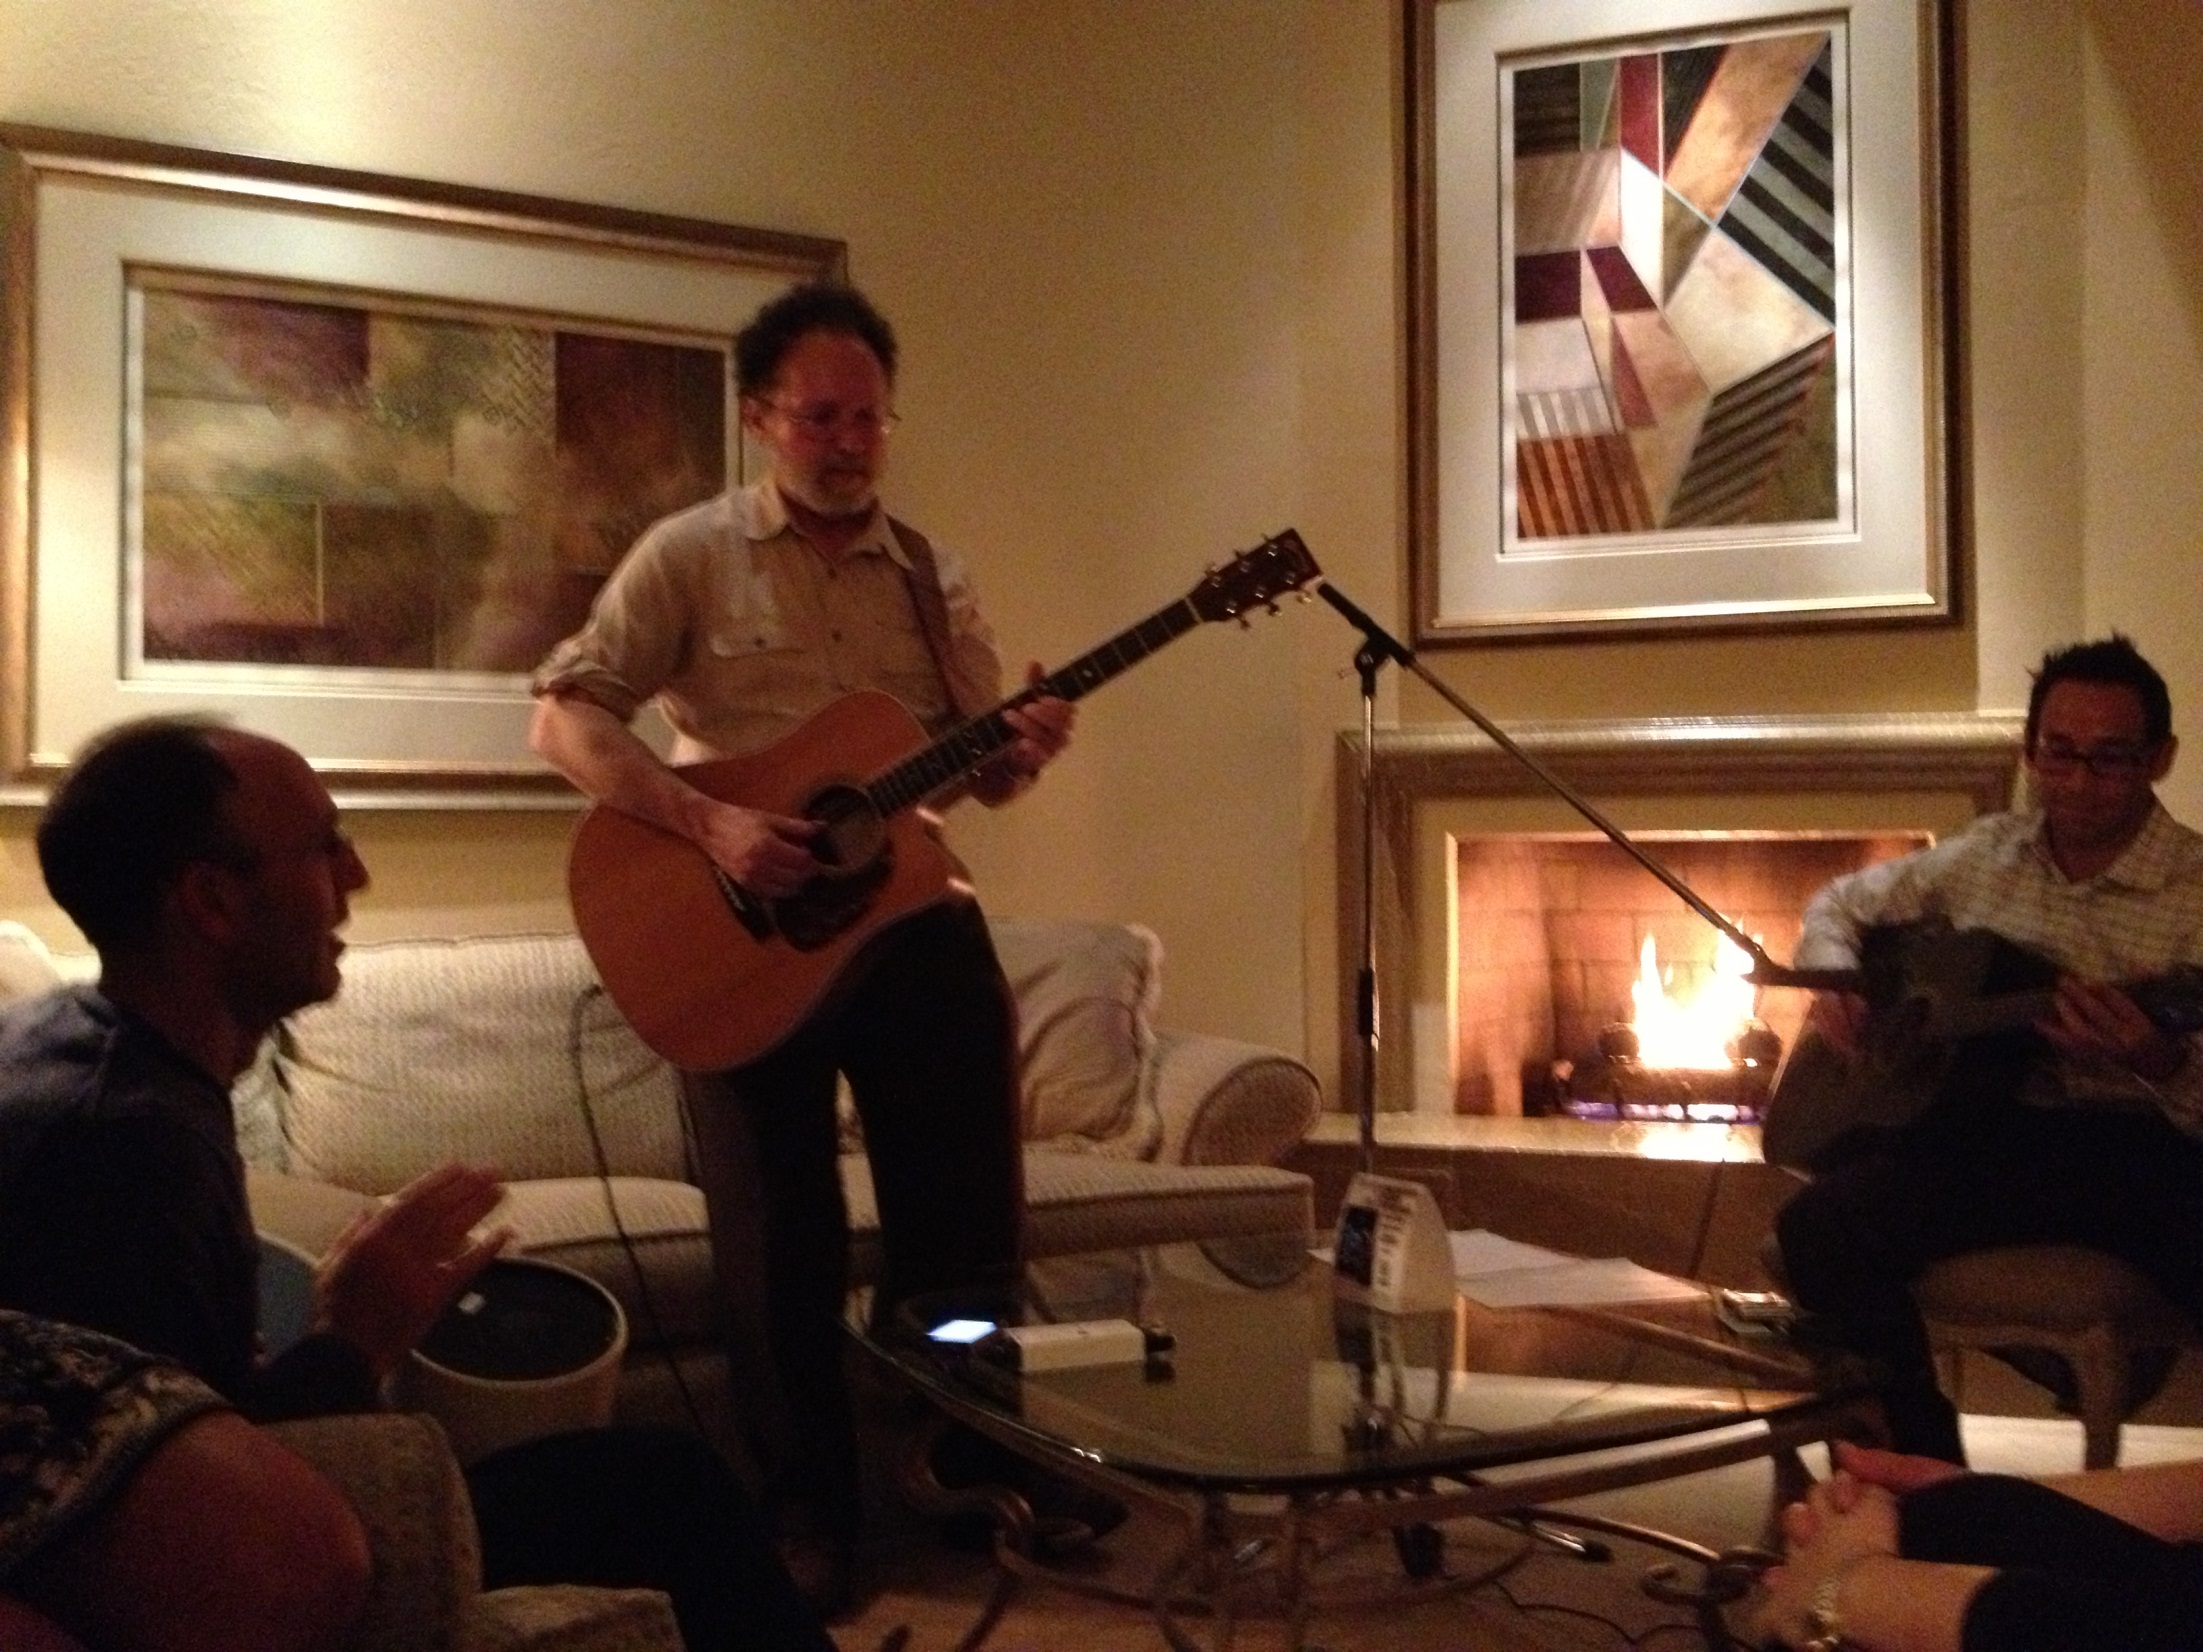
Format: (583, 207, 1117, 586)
(850, 1234, 1877, 1651)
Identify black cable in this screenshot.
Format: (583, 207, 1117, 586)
(568, 983, 712, 1441)
(1492, 1571, 1713, 1649)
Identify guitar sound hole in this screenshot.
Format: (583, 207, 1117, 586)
(777, 784, 892, 952)
(804, 784, 886, 874)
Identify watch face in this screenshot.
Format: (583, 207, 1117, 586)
(1334, 1202, 1379, 1287)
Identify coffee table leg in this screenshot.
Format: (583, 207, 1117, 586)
(892, 1408, 1035, 1652)
(1148, 1500, 1215, 1652)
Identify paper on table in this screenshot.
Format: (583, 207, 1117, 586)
(1448, 1229, 1704, 1309)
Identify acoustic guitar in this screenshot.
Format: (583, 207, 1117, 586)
(568, 529, 1322, 1071)
(1758, 918, 2203, 1171)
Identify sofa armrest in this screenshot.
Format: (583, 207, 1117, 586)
(1150, 1028, 1321, 1167)
(266, 1414, 684, 1652)
(267, 1413, 479, 1652)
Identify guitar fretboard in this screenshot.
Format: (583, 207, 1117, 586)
(868, 598, 1202, 815)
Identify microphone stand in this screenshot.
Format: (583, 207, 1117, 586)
(1316, 581, 1839, 1161)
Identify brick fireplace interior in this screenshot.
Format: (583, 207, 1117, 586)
(1452, 830, 1925, 1118)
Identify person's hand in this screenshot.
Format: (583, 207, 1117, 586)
(312, 1163, 510, 1380)
(695, 800, 821, 898)
(972, 662, 1074, 804)
(1000, 661, 1075, 781)
(2039, 976, 2189, 1083)
(1831, 1440, 1969, 1497)
(1757, 1469, 1901, 1647)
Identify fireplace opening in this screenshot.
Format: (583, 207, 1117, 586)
(1453, 831, 1926, 1121)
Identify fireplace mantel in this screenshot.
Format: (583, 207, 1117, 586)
(1335, 712, 2027, 1118)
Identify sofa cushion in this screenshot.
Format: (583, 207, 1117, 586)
(989, 918, 1162, 1155)
(277, 935, 686, 1193)
(840, 1150, 1312, 1283)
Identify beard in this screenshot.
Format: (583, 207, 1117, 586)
(777, 462, 877, 519)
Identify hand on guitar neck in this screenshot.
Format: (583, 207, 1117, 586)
(962, 662, 1076, 807)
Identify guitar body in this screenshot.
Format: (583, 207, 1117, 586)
(570, 691, 963, 1072)
(1760, 919, 2203, 1171)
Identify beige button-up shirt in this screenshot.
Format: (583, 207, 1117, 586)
(532, 481, 1004, 764)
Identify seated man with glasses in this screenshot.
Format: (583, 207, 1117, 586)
(1772, 634, 2203, 1463)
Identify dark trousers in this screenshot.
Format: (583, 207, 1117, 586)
(1901, 1473, 2203, 1652)
(1776, 1105, 2203, 1460)
(682, 900, 1025, 1541)
(466, 1424, 832, 1652)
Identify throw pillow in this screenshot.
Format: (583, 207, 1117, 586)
(988, 918, 1162, 1154)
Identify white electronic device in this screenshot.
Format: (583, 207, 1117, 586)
(973, 1318, 1175, 1372)
(1330, 1172, 1454, 1313)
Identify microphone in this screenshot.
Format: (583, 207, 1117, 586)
(1314, 581, 1416, 668)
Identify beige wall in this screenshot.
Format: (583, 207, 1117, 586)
(3, 0, 2199, 1110)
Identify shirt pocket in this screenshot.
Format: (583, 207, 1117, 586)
(706, 620, 801, 663)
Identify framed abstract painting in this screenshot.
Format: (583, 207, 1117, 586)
(1406, 0, 1961, 642)
(0, 126, 842, 798)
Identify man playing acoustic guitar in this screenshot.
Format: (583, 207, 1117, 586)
(530, 282, 1079, 1611)
(1773, 635, 2203, 1463)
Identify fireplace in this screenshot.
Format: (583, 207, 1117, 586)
(1336, 713, 2025, 1120)
(1455, 830, 1925, 1121)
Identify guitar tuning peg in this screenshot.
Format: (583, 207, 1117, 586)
(1266, 600, 1280, 615)
(1238, 614, 1252, 629)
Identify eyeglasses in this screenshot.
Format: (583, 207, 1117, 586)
(2030, 739, 2160, 778)
(761, 400, 899, 441)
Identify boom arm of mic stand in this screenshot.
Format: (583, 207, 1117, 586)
(1316, 581, 1828, 990)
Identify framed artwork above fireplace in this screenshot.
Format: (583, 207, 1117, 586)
(1405, 0, 1962, 643)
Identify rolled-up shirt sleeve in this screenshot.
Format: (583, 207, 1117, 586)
(530, 516, 700, 723)
(1794, 837, 1963, 969)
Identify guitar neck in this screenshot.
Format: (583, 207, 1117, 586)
(867, 597, 1203, 815)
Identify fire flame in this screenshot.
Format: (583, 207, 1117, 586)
(1628, 933, 1758, 1069)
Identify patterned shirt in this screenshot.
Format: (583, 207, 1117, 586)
(531, 480, 1003, 763)
(0, 1310, 226, 1579)
(1795, 803, 2203, 1133)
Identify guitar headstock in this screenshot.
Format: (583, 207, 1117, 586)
(1187, 529, 1322, 623)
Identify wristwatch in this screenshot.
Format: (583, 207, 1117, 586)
(1801, 1571, 1848, 1652)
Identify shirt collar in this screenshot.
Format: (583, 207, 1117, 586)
(739, 479, 906, 568)
(2021, 799, 2187, 892)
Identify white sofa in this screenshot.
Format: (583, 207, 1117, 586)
(0, 919, 1318, 1446)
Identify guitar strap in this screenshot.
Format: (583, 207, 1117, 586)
(886, 516, 987, 725)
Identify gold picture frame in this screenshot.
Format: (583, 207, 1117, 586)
(0, 125, 843, 799)
(1406, 0, 1962, 643)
